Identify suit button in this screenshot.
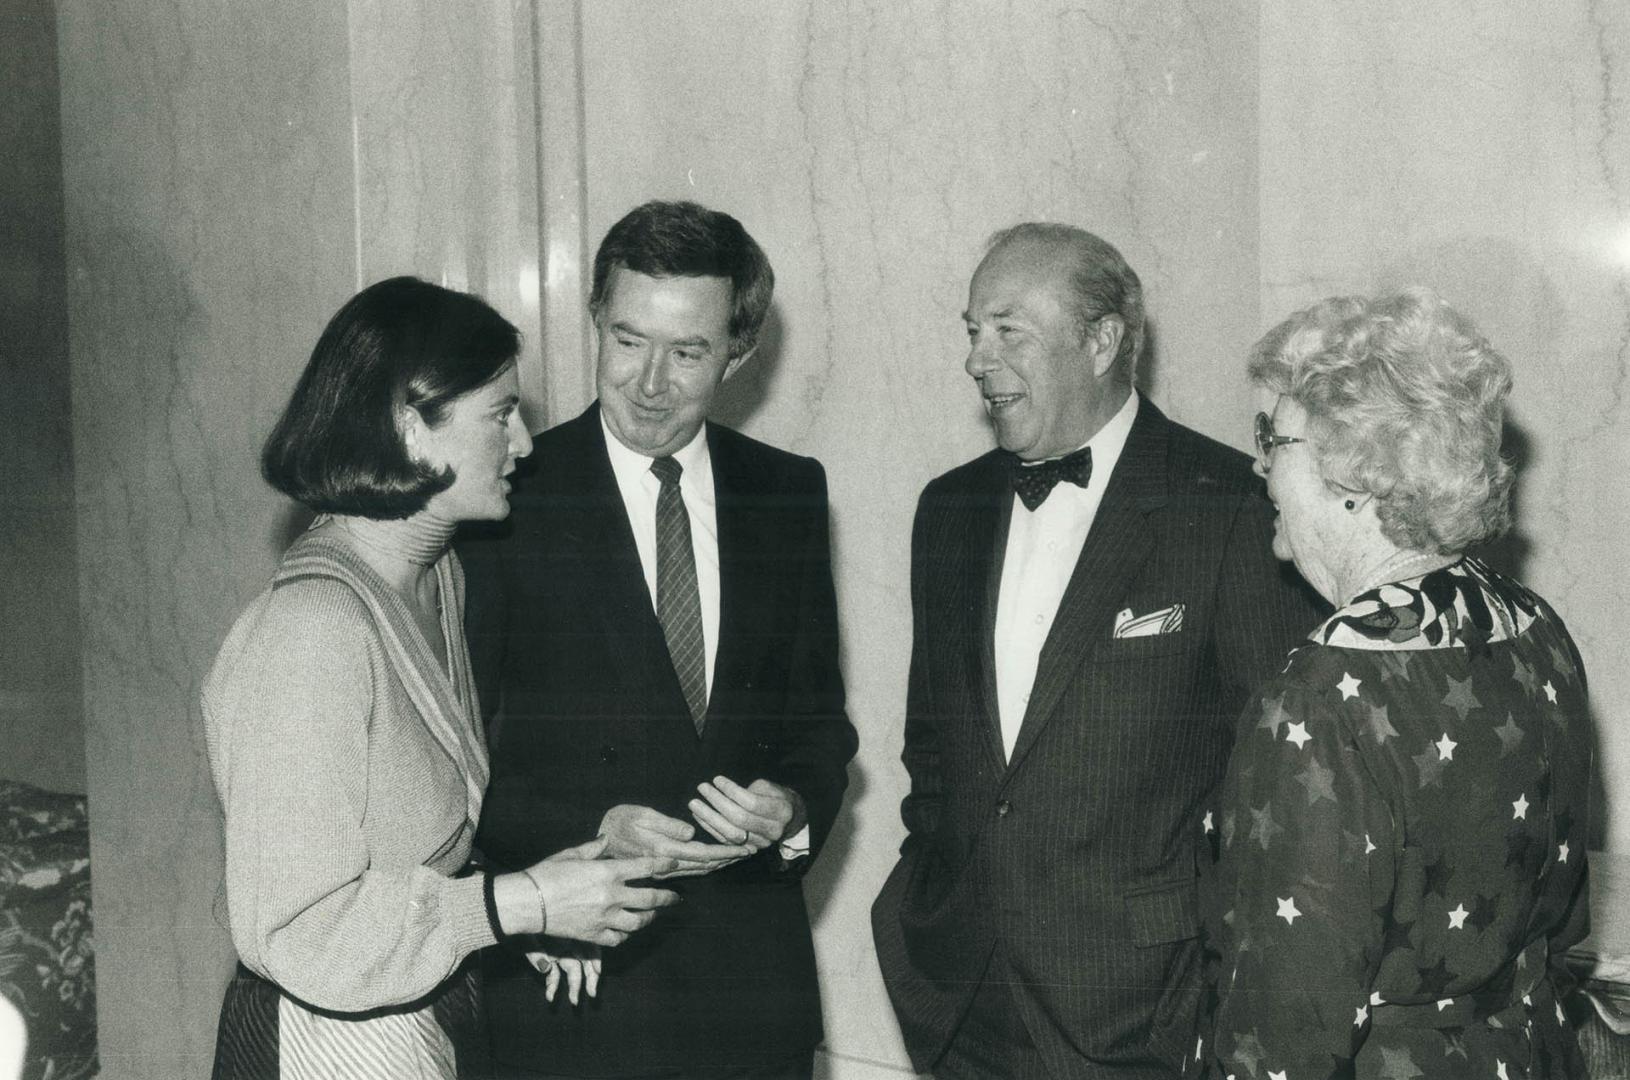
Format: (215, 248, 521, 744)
(599, 744, 618, 765)
(996, 799, 1012, 817)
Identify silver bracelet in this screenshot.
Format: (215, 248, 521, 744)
(522, 868, 550, 937)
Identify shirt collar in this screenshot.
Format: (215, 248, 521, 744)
(600, 412, 713, 490)
(1087, 389, 1139, 478)
(1019, 389, 1139, 473)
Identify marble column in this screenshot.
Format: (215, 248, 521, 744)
(347, 0, 550, 418)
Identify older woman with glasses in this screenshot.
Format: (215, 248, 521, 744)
(1202, 289, 1592, 1077)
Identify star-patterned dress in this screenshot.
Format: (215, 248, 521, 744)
(1202, 557, 1590, 1080)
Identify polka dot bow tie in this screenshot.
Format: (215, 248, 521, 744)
(1009, 446, 1092, 511)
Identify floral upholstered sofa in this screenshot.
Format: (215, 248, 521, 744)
(0, 780, 96, 1079)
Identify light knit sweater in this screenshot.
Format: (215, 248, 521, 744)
(202, 533, 496, 1014)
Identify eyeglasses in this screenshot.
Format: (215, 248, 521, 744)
(1253, 410, 1305, 470)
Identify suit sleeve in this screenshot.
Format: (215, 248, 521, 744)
(1212, 483, 1326, 696)
(897, 490, 943, 854)
(1207, 672, 1391, 1076)
(763, 461, 857, 868)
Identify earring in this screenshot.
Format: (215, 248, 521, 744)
(1344, 499, 1356, 511)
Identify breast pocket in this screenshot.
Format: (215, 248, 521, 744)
(1095, 629, 1194, 664)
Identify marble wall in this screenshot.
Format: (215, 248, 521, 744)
(1, 0, 82, 793)
(51, 0, 1628, 1075)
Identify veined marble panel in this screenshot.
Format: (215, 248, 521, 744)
(347, 0, 554, 426)
(1259, 2, 1630, 864)
(57, 0, 358, 1072)
(578, 3, 1260, 1072)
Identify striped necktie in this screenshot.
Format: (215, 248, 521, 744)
(650, 455, 708, 735)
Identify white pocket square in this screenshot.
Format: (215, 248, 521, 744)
(1113, 603, 1185, 638)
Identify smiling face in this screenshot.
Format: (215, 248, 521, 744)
(1254, 392, 1351, 603)
(413, 363, 531, 522)
(595, 268, 745, 458)
(963, 239, 1125, 460)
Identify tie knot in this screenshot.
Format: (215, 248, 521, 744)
(650, 455, 683, 486)
(1009, 446, 1092, 511)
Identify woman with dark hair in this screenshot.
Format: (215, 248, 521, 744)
(1203, 289, 1592, 1077)
(203, 278, 679, 1077)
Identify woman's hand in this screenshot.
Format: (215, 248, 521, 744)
(520, 836, 680, 946)
(525, 939, 601, 1005)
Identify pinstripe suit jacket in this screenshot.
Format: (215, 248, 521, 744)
(873, 400, 1323, 1078)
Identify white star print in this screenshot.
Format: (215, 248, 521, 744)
(1354, 1003, 1368, 1026)
(1437, 998, 1453, 1011)
(1338, 672, 1362, 700)
(1370, 990, 1385, 1006)
(1448, 904, 1469, 929)
(1195, 1035, 1203, 1061)
(1203, 810, 1215, 834)
(1277, 896, 1301, 925)
(1559, 841, 1570, 863)
(1513, 793, 1529, 820)
(1285, 721, 1312, 749)
(1269, 1071, 1288, 1080)
(1497, 1060, 1509, 1080)
(1435, 733, 1457, 761)
(1557, 1001, 1567, 1024)
(1364, 833, 1377, 855)
(1543, 680, 1557, 703)
(1522, 993, 1532, 1006)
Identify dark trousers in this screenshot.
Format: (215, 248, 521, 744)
(934, 948, 1050, 1080)
(493, 1053, 814, 1080)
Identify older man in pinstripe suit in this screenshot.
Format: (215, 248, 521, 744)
(872, 224, 1323, 1078)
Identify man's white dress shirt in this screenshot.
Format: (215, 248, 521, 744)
(602, 418, 721, 697)
(993, 391, 1139, 760)
(601, 416, 809, 855)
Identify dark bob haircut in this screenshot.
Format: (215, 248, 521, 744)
(261, 276, 521, 519)
(588, 200, 775, 359)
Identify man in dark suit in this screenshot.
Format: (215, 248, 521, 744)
(872, 223, 1323, 1078)
(463, 200, 856, 1080)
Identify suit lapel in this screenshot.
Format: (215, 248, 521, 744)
(959, 455, 1011, 771)
(1003, 402, 1171, 777)
(553, 407, 692, 716)
(702, 422, 752, 749)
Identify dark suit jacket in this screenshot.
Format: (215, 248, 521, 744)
(460, 403, 856, 1076)
(872, 399, 1324, 1078)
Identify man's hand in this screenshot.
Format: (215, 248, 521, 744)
(689, 777, 806, 852)
(598, 803, 753, 878)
